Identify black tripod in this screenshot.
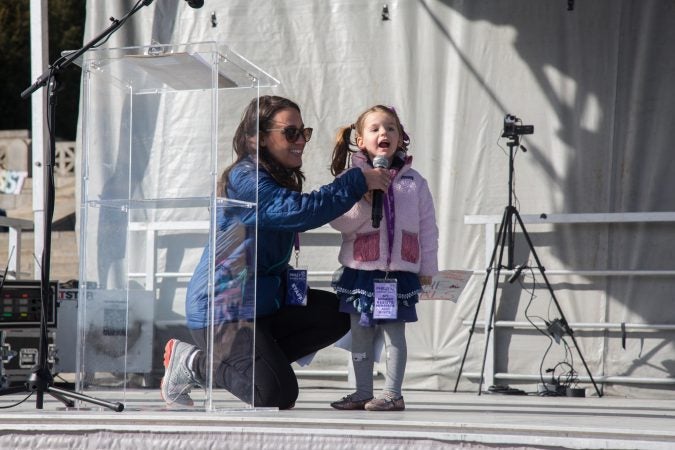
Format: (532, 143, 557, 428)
(453, 130, 602, 398)
(0, 0, 159, 411)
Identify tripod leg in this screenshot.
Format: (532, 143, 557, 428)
(454, 207, 510, 393)
(47, 390, 75, 408)
(47, 385, 124, 412)
(476, 208, 513, 394)
(512, 210, 603, 397)
(24, 354, 125, 411)
(453, 268, 492, 393)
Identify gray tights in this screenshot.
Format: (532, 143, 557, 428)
(350, 314, 407, 398)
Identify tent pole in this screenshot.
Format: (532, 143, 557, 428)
(29, 0, 49, 279)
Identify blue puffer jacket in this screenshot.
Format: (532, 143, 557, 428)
(185, 157, 368, 329)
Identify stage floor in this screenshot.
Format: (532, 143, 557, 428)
(1, 387, 674, 449)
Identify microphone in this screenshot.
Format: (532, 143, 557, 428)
(371, 155, 389, 228)
(186, 0, 204, 8)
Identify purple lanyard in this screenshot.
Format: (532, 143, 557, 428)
(383, 170, 397, 268)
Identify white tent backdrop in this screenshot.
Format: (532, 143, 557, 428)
(78, 0, 675, 397)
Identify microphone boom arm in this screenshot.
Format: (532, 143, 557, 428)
(21, 0, 153, 99)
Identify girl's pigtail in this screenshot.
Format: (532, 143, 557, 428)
(386, 105, 410, 151)
(330, 125, 354, 176)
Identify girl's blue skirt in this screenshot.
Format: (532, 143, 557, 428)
(333, 267, 422, 327)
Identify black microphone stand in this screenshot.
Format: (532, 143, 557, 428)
(0, 0, 155, 412)
(453, 132, 602, 398)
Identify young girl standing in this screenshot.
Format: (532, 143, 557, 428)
(329, 105, 439, 411)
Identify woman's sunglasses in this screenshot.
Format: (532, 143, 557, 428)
(266, 126, 313, 143)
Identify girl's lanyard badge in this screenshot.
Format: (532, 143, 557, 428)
(287, 233, 308, 306)
(373, 177, 398, 319)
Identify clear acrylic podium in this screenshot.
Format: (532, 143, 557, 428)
(77, 42, 278, 411)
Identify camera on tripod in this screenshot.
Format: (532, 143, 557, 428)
(502, 114, 534, 138)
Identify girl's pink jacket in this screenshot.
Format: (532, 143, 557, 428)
(330, 152, 439, 277)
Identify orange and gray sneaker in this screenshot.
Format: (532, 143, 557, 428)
(160, 339, 200, 407)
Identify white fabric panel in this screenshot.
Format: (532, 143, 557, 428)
(79, 0, 675, 397)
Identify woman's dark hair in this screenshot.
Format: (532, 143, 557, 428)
(219, 95, 306, 195)
(330, 105, 410, 176)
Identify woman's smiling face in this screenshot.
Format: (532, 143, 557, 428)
(261, 108, 307, 169)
